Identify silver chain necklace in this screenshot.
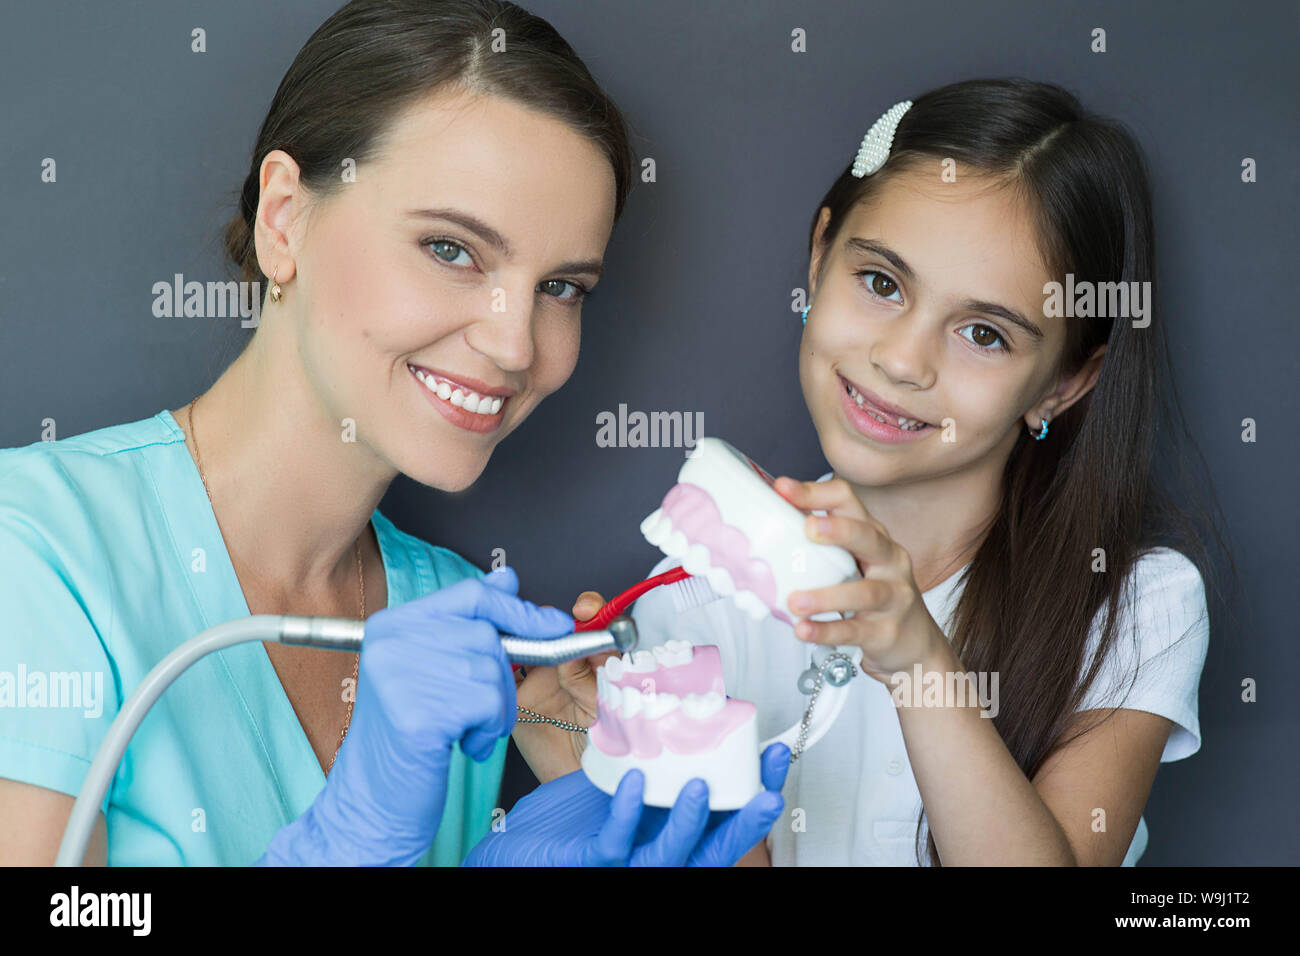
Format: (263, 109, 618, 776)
(791, 652, 858, 761)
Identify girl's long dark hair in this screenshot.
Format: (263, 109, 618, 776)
(809, 77, 1238, 866)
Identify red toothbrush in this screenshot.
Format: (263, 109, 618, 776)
(511, 566, 693, 672)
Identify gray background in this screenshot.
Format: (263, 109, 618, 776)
(2, 0, 1295, 864)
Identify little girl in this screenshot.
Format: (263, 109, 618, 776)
(515, 76, 1232, 866)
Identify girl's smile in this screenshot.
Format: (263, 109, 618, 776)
(838, 372, 936, 443)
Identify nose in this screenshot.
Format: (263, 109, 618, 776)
(465, 281, 536, 373)
(869, 310, 936, 390)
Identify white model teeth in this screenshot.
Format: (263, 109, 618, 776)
(409, 365, 504, 415)
(846, 383, 927, 430)
(621, 686, 644, 718)
(602, 655, 626, 681)
(642, 692, 681, 720)
(681, 691, 726, 720)
(620, 650, 658, 673)
(650, 640, 693, 668)
(640, 512, 774, 623)
(600, 681, 724, 722)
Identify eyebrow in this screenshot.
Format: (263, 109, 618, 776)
(406, 207, 605, 281)
(844, 236, 1044, 340)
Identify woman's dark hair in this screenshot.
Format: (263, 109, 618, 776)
(808, 77, 1238, 866)
(223, 0, 633, 291)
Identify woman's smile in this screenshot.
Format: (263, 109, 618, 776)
(408, 362, 510, 434)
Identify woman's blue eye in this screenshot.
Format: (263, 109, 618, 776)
(426, 238, 473, 267)
(958, 323, 1009, 352)
(537, 278, 588, 302)
(857, 269, 903, 303)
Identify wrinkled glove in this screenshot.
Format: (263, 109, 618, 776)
(461, 743, 790, 866)
(257, 566, 573, 865)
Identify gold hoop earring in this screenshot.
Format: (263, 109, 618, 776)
(269, 265, 282, 303)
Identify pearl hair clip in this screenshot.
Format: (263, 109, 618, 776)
(851, 100, 913, 177)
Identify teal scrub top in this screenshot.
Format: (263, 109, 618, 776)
(0, 409, 506, 865)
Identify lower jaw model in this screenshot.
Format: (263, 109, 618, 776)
(580, 640, 762, 810)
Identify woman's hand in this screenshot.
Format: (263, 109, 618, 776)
(773, 476, 946, 683)
(512, 591, 617, 782)
(461, 744, 790, 867)
(258, 566, 574, 865)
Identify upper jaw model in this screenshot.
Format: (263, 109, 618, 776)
(581, 640, 761, 810)
(640, 438, 860, 627)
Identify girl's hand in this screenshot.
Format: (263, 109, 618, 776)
(773, 476, 946, 683)
(512, 591, 617, 781)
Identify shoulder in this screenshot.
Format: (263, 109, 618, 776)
(1077, 547, 1210, 761)
(0, 412, 179, 553)
(1088, 546, 1209, 667)
(1115, 547, 1209, 653)
(0, 411, 179, 475)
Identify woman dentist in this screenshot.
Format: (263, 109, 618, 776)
(0, 0, 785, 866)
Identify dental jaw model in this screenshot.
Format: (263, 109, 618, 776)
(641, 438, 861, 629)
(582, 437, 865, 809)
(581, 641, 761, 810)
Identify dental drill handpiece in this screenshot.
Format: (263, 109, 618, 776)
(500, 615, 637, 666)
(282, 614, 638, 666)
(56, 614, 638, 866)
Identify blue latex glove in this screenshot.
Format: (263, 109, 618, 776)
(461, 743, 791, 866)
(257, 566, 573, 865)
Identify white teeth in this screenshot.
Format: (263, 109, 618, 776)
(621, 686, 644, 718)
(601, 678, 622, 710)
(641, 509, 669, 545)
(650, 640, 693, 668)
(621, 650, 658, 673)
(602, 656, 626, 681)
(409, 365, 505, 416)
(846, 383, 928, 431)
(680, 691, 726, 720)
(642, 692, 680, 720)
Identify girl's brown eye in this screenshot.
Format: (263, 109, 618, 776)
(871, 273, 897, 298)
(959, 323, 1009, 353)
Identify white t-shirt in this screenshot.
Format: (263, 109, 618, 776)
(629, 475, 1210, 866)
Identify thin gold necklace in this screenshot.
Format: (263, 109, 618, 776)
(187, 395, 362, 774)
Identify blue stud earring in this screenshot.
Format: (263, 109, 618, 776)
(1031, 417, 1050, 440)
(800, 306, 809, 325)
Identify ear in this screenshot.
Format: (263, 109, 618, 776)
(807, 207, 832, 299)
(1027, 344, 1107, 429)
(253, 149, 306, 284)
